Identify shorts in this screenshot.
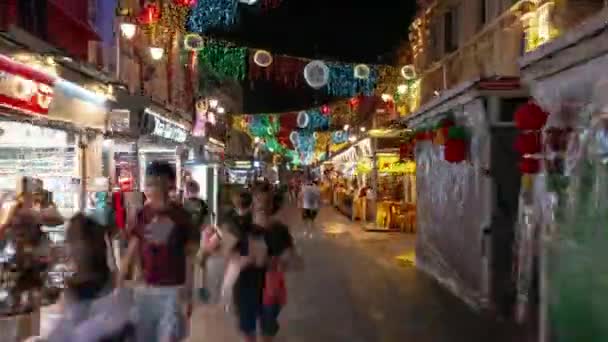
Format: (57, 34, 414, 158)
(237, 302, 282, 337)
(302, 209, 318, 221)
(134, 286, 187, 342)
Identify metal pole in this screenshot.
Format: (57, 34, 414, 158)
(115, 19, 121, 80)
(78, 133, 88, 211)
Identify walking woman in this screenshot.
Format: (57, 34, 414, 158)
(227, 181, 303, 342)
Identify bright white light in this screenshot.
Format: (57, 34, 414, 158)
(239, 0, 258, 4)
(209, 99, 218, 109)
(360, 127, 366, 132)
(433, 90, 440, 97)
(149, 47, 164, 60)
(102, 139, 113, 148)
(217, 106, 225, 114)
(120, 23, 137, 40)
(348, 135, 357, 142)
(343, 124, 349, 131)
(381, 93, 392, 102)
(253, 161, 261, 168)
(254, 137, 260, 143)
(397, 84, 408, 94)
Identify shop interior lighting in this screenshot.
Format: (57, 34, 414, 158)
(360, 127, 366, 132)
(217, 106, 225, 114)
(55, 79, 108, 107)
(120, 23, 137, 40)
(149, 47, 164, 60)
(209, 99, 218, 109)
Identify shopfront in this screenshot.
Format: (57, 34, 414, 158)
(138, 106, 190, 194)
(518, 12, 608, 341)
(0, 52, 109, 337)
(405, 78, 526, 312)
(185, 137, 224, 224)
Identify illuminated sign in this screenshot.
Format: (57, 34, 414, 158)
(143, 109, 188, 143)
(0, 70, 54, 115)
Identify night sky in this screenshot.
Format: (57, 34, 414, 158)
(209, 0, 417, 114)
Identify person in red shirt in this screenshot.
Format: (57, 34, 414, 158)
(117, 161, 198, 342)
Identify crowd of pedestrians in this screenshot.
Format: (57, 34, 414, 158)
(1, 162, 314, 342)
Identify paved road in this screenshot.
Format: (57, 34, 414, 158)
(188, 206, 523, 342)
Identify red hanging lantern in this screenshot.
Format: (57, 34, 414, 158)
(173, 0, 196, 6)
(514, 131, 542, 155)
(138, 3, 161, 25)
(321, 105, 331, 115)
(514, 101, 549, 130)
(444, 139, 467, 163)
(519, 157, 540, 174)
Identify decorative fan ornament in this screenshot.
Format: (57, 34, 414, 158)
(195, 99, 208, 113)
(289, 131, 299, 145)
(253, 50, 273, 67)
(353, 64, 370, 79)
(303, 60, 329, 89)
(297, 111, 310, 128)
(401, 65, 416, 80)
(184, 34, 204, 51)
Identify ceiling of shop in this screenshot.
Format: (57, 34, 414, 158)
(210, 0, 417, 114)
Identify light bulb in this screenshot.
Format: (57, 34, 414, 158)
(381, 93, 392, 102)
(149, 47, 164, 60)
(254, 137, 260, 143)
(397, 84, 408, 94)
(360, 127, 366, 132)
(217, 106, 225, 114)
(209, 99, 218, 109)
(343, 124, 349, 131)
(120, 23, 137, 40)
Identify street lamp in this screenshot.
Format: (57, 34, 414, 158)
(149, 47, 164, 60)
(120, 23, 137, 40)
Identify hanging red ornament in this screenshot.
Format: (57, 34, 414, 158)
(138, 3, 161, 25)
(444, 139, 467, 163)
(173, 0, 196, 6)
(519, 157, 540, 174)
(321, 105, 331, 115)
(514, 101, 549, 130)
(514, 131, 542, 155)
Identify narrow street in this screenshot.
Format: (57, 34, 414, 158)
(188, 205, 522, 342)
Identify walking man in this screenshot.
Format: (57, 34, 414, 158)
(301, 180, 321, 233)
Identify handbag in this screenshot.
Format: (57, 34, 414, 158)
(263, 257, 287, 306)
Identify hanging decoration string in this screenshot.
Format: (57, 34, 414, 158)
(187, 0, 240, 33)
(198, 40, 247, 80)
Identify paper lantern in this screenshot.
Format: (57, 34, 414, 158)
(401, 65, 416, 80)
(304, 60, 329, 89)
(444, 139, 467, 163)
(253, 50, 273, 67)
(514, 131, 542, 155)
(174, 0, 196, 6)
(138, 3, 161, 24)
(519, 157, 540, 174)
(297, 111, 309, 128)
(354, 64, 370, 79)
(184, 33, 204, 51)
(514, 102, 548, 130)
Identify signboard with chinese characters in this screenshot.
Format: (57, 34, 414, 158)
(142, 109, 188, 143)
(0, 69, 54, 115)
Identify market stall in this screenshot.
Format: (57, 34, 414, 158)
(518, 11, 608, 341)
